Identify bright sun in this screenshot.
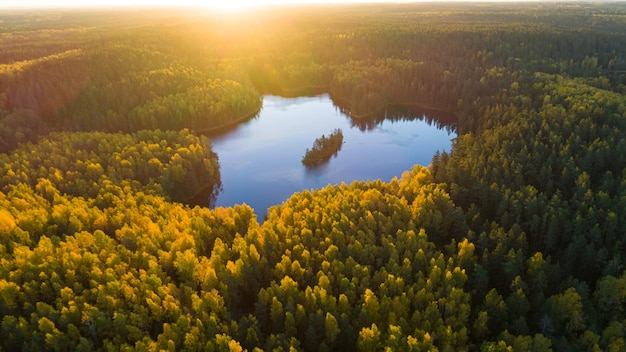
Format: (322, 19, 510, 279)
(153, 0, 295, 11)
(202, 0, 288, 12)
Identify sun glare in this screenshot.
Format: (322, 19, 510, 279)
(206, 0, 271, 12)
(188, 0, 403, 11)
(0, 0, 398, 11)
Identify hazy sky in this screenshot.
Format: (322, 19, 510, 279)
(0, 0, 427, 10)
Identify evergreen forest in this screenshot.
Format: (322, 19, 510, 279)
(1, 2, 626, 351)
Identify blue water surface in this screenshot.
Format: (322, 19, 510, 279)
(207, 94, 455, 217)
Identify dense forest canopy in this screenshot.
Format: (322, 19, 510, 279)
(1, 2, 626, 350)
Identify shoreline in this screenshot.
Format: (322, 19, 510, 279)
(191, 100, 263, 135)
(192, 91, 457, 137)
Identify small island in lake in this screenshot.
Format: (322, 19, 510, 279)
(302, 129, 344, 167)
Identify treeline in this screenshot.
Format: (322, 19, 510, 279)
(1, 2, 626, 351)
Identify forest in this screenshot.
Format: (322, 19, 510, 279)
(1, 2, 626, 351)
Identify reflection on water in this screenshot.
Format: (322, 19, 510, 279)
(336, 102, 457, 133)
(187, 182, 221, 209)
(198, 94, 456, 219)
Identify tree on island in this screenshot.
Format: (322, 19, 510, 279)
(302, 129, 344, 166)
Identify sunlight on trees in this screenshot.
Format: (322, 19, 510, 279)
(2, 2, 626, 350)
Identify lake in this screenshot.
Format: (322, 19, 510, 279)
(202, 94, 456, 218)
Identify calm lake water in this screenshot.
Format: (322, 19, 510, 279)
(204, 94, 455, 218)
